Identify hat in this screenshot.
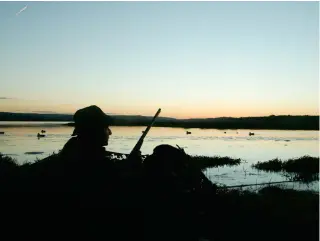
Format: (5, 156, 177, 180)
(71, 105, 113, 136)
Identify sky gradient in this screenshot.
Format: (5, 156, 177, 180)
(0, 2, 319, 118)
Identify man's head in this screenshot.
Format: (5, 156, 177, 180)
(71, 105, 112, 146)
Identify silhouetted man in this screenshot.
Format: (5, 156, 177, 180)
(11, 106, 122, 240)
(60, 105, 112, 161)
(58, 105, 145, 240)
(57, 105, 119, 202)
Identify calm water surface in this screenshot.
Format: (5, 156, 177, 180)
(0, 122, 319, 191)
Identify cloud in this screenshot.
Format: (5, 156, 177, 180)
(16, 5, 28, 16)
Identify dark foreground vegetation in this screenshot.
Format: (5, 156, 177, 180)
(0, 153, 318, 241)
(0, 112, 319, 130)
(252, 156, 319, 182)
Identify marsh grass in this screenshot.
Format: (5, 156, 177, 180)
(189, 155, 242, 170)
(0, 153, 19, 178)
(0, 153, 18, 167)
(252, 156, 319, 182)
(0, 152, 243, 169)
(1, 153, 318, 182)
(200, 185, 319, 241)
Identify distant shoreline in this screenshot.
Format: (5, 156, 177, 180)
(0, 121, 318, 131)
(63, 122, 319, 131)
(0, 113, 318, 130)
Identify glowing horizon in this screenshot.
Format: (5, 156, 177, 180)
(0, 98, 318, 119)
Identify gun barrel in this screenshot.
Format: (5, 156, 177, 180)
(130, 108, 161, 154)
(140, 108, 161, 139)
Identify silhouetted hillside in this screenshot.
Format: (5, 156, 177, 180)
(0, 112, 175, 122)
(0, 112, 73, 121)
(0, 112, 318, 130)
(177, 115, 319, 130)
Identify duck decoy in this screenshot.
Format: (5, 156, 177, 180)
(37, 133, 45, 138)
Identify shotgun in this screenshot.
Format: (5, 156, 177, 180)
(128, 108, 161, 159)
(105, 108, 161, 160)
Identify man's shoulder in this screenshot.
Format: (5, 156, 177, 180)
(61, 137, 79, 151)
(59, 137, 78, 157)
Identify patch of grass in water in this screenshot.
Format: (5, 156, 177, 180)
(253, 158, 283, 171)
(283, 155, 319, 174)
(189, 155, 242, 170)
(252, 156, 319, 183)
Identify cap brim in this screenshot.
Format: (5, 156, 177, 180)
(104, 115, 113, 126)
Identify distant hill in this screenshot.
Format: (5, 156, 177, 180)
(0, 112, 73, 122)
(0, 112, 176, 122)
(0, 112, 318, 130)
(177, 115, 319, 130)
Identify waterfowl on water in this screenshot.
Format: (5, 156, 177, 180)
(41, 130, 46, 133)
(0, 131, 4, 134)
(249, 132, 255, 136)
(186, 131, 191, 135)
(37, 133, 45, 138)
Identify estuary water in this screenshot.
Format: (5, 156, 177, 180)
(0, 122, 318, 191)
